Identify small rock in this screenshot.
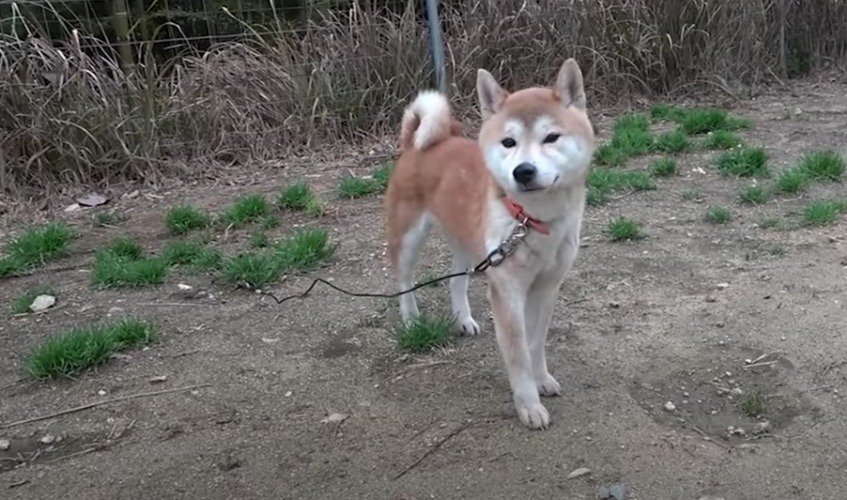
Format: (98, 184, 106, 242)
(77, 193, 109, 207)
(730, 387, 744, 395)
(597, 482, 632, 500)
(40, 434, 55, 445)
(608, 301, 620, 309)
(284, 391, 293, 397)
(122, 189, 140, 199)
(98, 389, 107, 396)
(177, 283, 193, 290)
(567, 467, 591, 479)
(107, 306, 125, 316)
(698, 496, 727, 500)
(705, 295, 717, 303)
(64, 203, 81, 212)
(716, 283, 729, 290)
(755, 421, 771, 434)
(149, 375, 168, 384)
(0, 439, 10, 450)
(664, 401, 676, 412)
(261, 337, 280, 344)
(29, 294, 56, 312)
(321, 412, 349, 424)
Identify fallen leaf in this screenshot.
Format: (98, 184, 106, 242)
(567, 467, 591, 479)
(321, 412, 349, 424)
(77, 193, 109, 207)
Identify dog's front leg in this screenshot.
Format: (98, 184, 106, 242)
(488, 280, 550, 430)
(525, 277, 562, 397)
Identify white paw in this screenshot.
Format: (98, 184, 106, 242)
(455, 315, 480, 336)
(536, 373, 561, 397)
(516, 402, 551, 430)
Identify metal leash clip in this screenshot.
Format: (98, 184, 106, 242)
(473, 221, 529, 273)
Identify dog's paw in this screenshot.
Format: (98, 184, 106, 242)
(536, 373, 561, 397)
(455, 316, 480, 336)
(516, 402, 551, 430)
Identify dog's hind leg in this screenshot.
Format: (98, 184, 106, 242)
(449, 249, 480, 335)
(393, 212, 432, 323)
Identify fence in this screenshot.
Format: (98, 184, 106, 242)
(2, 0, 846, 199)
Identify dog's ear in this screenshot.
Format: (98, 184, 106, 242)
(476, 69, 507, 119)
(554, 58, 586, 110)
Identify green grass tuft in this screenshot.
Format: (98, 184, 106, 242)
(259, 215, 281, 230)
(0, 222, 73, 277)
(192, 248, 224, 271)
(650, 158, 678, 177)
(715, 147, 769, 177)
(679, 109, 750, 135)
(776, 167, 808, 194)
(278, 182, 325, 216)
(587, 169, 655, 205)
(165, 205, 210, 235)
(250, 230, 270, 248)
(339, 164, 393, 199)
(649, 103, 686, 122)
(798, 151, 845, 181)
(26, 319, 157, 379)
(11, 286, 55, 315)
(162, 240, 206, 266)
(739, 186, 768, 205)
(703, 130, 742, 150)
(273, 228, 336, 272)
(222, 252, 281, 288)
(92, 211, 127, 227)
(107, 236, 143, 260)
(740, 391, 765, 417)
(394, 313, 454, 352)
(653, 129, 690, 153)
(221, 194, 270, 227)
(605, 217, 645, 241)
(803, 200, 847, 226)
(706, 206, 733, 224)
(93, 242, 168, 287)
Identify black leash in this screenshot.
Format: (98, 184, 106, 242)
(259, 243, 517, 305)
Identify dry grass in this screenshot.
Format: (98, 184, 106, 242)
(2, 1, 846, 200)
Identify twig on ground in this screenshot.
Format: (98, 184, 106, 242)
(393, 420, 473, 480)
(1, 384, 210, 429)
(690, 425, 730, 450)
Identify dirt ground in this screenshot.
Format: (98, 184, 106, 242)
(2, 79, 847, 499)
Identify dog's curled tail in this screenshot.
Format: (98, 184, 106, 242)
(400, 91, 461, 151)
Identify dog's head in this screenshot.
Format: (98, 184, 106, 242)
(476, 59, 595, 195)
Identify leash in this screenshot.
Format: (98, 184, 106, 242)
(260, 216, 532, 305)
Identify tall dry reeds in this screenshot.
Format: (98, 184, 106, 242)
(1, 0, 845, 199)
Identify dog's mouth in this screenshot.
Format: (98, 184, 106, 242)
(517, 175, 559, 193)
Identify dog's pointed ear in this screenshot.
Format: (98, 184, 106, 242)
(476, 69, 507, 119)
(554, 58, 586, 110)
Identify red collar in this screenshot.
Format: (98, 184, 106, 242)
(502, 197, 551, 235)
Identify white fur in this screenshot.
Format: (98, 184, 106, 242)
(403, 91, 451, 150)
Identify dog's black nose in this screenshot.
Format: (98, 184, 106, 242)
(512, 163, 537, 185)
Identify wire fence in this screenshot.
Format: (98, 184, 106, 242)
(2, 0, 846, 197)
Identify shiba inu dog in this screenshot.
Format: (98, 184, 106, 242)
(384, 59, 595, 429)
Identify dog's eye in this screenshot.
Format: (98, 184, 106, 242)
(543, 133, 561, 144)
(501, 138, 516, 148)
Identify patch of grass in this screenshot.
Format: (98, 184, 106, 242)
(703, 130, 742, 150)
(250, 230, 269, 248)
(165, 205, 210, 235)
(706, 206, 733, 224)
(798, 151, 845, 181)
(338, 164, 393, 198)
(11, 286, 55, 315)
(192, 249, 224, 271)
(650, 158, 678, 177)
(107, 237, 143, 260)
(394, 312, 454, 352)
(740, 390, 765, 417)
(278, 182, 325, 216)
(221, 252, 281, 288)
(739, 186, 768, 205)
(776, 167, 808, 193)
(649, 103, 686, 122)
(596, 113, 654, 166)
(221, 194, 270, 227)
(26, 319, 157, 379)
(681, 189, 704, 202)
(715, 147, 769, 177)
(0, 222, 73, 277)
(605, 217, 645, 241)
(653, 129, 690, 153)
(679, 109, 750, 135)
(259, 215, 281, 230)
(587, 169, 655, 205)
(803, 200, 847, 226)
(92, 211, 127, 227)
(594, 144, 629, 167)
(273, 228, 336, 272)
(162, 240, 206, 266)
(93, 249, 168, 288)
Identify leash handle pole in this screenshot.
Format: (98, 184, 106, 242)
(423, 0, 448, 95)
